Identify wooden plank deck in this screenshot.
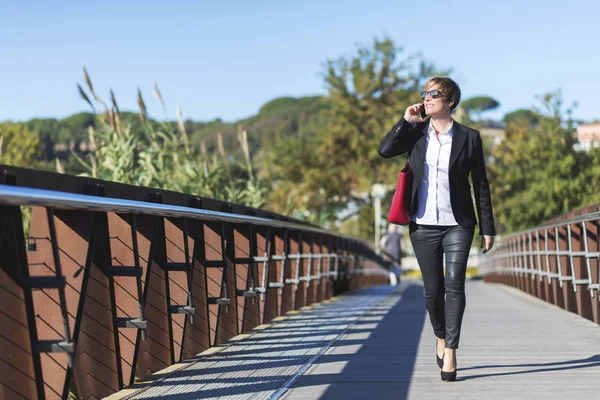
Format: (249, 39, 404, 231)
(111, 280, 600, 399)
(283, 280, 600, 400)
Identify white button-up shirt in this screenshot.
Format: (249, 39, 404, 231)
(413, 120, 458, 226)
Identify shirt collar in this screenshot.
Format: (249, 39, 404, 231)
(427, 119, 454, 139)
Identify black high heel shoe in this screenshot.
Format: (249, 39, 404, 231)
(440, 352, 457, 382)
(436, 340, 443, 368)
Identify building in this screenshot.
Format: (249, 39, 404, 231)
(576, 122, 600, 151)
(480, 127, 505, 145)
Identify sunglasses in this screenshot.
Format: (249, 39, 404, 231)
(420, 89, 444, 99)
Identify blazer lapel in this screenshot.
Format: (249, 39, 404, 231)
(449, 121, 467, 168)
(409, 123, 428, 212)
(413, 122, 429, 161)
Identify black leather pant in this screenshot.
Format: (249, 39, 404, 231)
(409, 222, 474, 349)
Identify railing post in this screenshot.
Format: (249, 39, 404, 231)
(306, 232, 317, 306)
(570, 217, 593, 320)
(281, 228, 298, 314)
(587, 218, 600, 324)
(558, 223, 578, 314)
(233, 220, 260, 333)
(271, 226, 285, 314)
(295, 232, 310, 309)
(509, 240, 515, 290)
(201, 219, 237, 346)
(163, 217, 199, 363)
(316, 234, 326, 303)
(0, 203, 40, 399)
(525, 233, 536, 297)
(535, 229, 548, 302)
(180, 213, 211, 361)
(548, 227, 564, 308)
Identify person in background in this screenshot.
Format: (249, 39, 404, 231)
(381, 224, 403, 284)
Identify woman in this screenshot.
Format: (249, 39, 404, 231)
(378, 77, 495, 382)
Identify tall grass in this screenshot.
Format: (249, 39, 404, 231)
(63, 68, 269, 399)
(71, 67, 268, 208)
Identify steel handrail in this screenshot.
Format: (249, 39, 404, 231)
(490, 210, 600, 246)
(0, 184, 368, 245)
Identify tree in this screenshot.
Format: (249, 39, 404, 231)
(0, 122, 42, 237)
(259, 121, 329, 218)
(320, 37, 443, 191)
(24, 113, 97, 164)
(0, 123, 41, 168)
(460, 96, 500, 122)
(582, 144, 600, 207)
(261, 36, 450, 240)
(488, 90, 590, 232)
(502, 109, 540, 127)
(318, 37, 452, 239)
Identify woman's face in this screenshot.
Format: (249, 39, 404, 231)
(422, 85, 452, 117)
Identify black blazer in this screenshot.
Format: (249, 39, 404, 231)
(378, 117, 496, 236)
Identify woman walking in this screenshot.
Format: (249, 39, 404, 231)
(378, 77, 495, 381)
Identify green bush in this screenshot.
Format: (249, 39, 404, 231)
(70, 68, 268, 209)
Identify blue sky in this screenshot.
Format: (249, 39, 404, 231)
(1, 0, 599, 124)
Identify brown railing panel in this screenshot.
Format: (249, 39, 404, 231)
(137, 216, 172, 379)
(0, 205, 38, 399)
(180, 219, 210, 360)
(0, 165, 389, 399)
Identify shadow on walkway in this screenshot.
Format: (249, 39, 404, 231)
(457, 354, 600, 381)
(288, 283, 427, 399)
(128, 284, 410, 399)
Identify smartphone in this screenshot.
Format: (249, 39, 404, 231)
(419, 104, 427, 118)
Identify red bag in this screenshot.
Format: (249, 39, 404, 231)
(388, 155, 413, 225)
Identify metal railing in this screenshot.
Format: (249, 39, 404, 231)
(480, 208, 600, 326)
(0, 165, 389, 400)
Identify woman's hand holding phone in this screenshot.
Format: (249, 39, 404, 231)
(404, 103, 427, 123)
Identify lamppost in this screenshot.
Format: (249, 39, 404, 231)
(370, 183, 387, 254)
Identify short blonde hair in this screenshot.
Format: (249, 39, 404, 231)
(424, 77, 461, 111)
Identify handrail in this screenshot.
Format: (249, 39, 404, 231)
(480, 206, 600, 326)
(0, 184, 362, 243)
(490, 210, 600, 244)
